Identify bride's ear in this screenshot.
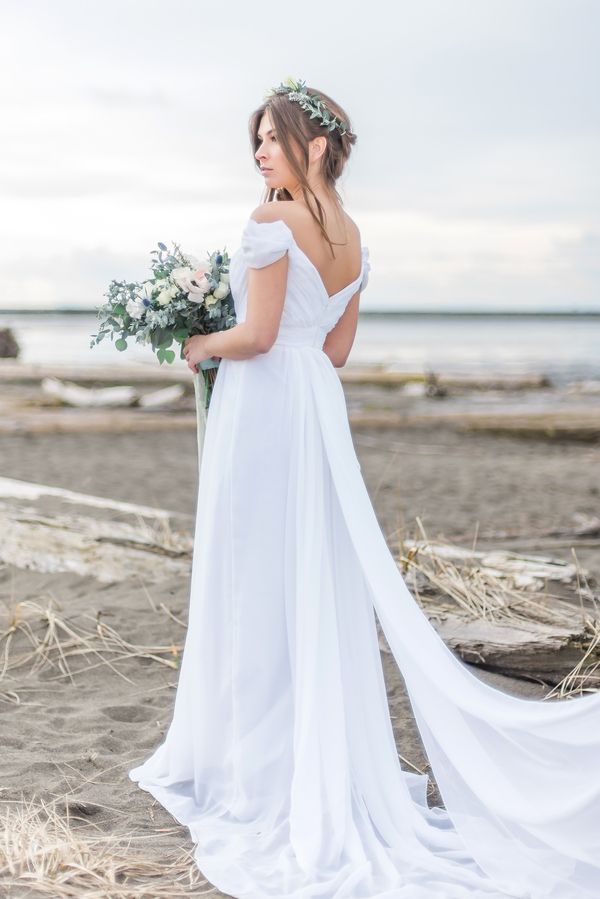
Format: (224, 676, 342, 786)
(309, 135, 327, 163)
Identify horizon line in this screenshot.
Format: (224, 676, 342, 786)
(2, 308, 600, 318)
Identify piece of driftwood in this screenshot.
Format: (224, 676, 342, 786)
(402, 541, 580, 590)
(340, 368, 551, 390)
(0, 478, 192, 583)
(41, 377, 185, 408)
(0, 507, 192, 582)
(7, 406, 595, 439)
(138, 385, 185, 407)
(5, 395, 598, 439)
(0, 361, 550, 391)
(0, 409, 196, 436)
(0, 476, 184, 521)
(42, 377, 138, 407)
(0, 361, 188, 385)
(348, 408, 600, 440)
(459, 411, 600, 441)
(419, 602, 597, 685)
(391, 536, 600, 686)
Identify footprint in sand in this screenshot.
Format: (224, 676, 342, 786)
(100, 705, 154, 723)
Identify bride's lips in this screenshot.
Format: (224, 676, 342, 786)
(261, 168, 273, 175)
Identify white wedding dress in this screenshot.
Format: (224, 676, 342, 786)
(129, 216, 600, 899)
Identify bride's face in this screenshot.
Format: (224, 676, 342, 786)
(255, 110, 296, 191)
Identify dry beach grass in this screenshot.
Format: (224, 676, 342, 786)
(0, 796, 214, 898)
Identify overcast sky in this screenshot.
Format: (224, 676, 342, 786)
(1, 0, 598, 311)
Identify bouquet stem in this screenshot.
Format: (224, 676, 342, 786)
(193, 359, 219, 474)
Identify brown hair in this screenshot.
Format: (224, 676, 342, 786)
(248, 85, 357, 257)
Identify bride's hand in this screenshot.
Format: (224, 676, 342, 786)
(183, 335, 218, 372)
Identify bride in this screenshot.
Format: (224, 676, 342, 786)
(129, 78, 600, 899)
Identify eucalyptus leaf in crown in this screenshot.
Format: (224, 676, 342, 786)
(264, 76, 354, 137)
(90, 241, 237, 373)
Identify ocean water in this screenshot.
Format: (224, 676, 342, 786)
(1, 312, 600, 385)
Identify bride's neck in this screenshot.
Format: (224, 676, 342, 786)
(288, 183, 339, 216)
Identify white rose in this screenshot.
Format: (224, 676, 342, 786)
(171, 266, 195, 292)
(212, 280, 230, 301)
(186, 280, 210, 304)
(126, 297, 145, 319)
(190, 274, 210, 297)
(187, 287, 206, 304)
(157, 285, 177, 306)
(220, 272, 230, 285)
(172, 266, 213, 305)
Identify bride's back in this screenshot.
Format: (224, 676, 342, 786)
(264, 201, 363, 299)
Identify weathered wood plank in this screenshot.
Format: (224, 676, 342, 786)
(423, 604, 597, 685)
(0, 409, 197, 435)
(0, 361, 188, 385)
(341, 368, 550, 390)
(0, 479, 191, 583)
(0, 476, 183, 520)
(0, 361, 551, 391)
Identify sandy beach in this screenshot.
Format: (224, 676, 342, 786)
(1, 366, 599, 896)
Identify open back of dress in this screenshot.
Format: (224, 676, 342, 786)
(129, 217, 600, 899)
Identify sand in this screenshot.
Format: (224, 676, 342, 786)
(1, 390, 599, 896)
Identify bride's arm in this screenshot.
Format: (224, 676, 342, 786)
(185, 254, 289, 365)
(323, 290, 360, 367)
(200, 320, 270, 361)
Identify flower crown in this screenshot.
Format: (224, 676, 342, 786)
(264, 76, 355, 139)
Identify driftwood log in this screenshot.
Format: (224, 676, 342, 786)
(2, 361, 598, 439)
(390, 538, 599, 689)
(1, 477, 598, 688)
(41, 377, 185, 408)
(417, 603, 597, 686)
(348, 409, 600, 440)
(1, 394, 599, 440)
(341, 368, 550, 390)
(0, 477, 192, 583)
(0, 361, 551, 390)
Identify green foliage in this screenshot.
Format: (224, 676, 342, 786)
(265, 77, 354, 138)
(156, 347, 176, 364)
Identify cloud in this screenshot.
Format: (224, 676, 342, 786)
(1, 0, 599, 310)
(0, 246, 143, 309)
(87, 86, 172, 109)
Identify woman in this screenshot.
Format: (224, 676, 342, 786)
(129, 79, 600, 899)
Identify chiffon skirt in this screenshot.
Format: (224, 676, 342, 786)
(129, 345, 600, 899)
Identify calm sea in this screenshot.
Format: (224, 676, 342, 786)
(2, 312, 600, 385)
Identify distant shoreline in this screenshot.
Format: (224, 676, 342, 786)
(2, 309, 600, 319)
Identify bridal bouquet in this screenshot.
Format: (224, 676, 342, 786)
(90, 240, 236, 463)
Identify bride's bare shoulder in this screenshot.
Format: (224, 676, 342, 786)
(249, 202, 360, 242)
(249, 201, 301, 228)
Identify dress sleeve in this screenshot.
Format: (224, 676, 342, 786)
(240, 218, 293, 269)
(360, 246, 371, 292)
